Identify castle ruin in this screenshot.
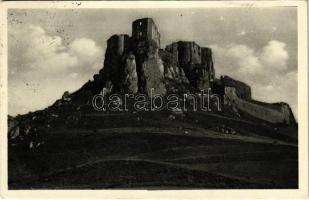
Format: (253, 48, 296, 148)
(74, 17, 296, 125)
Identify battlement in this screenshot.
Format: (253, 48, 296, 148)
(132, 18, 160, 47)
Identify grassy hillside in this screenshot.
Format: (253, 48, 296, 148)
(8, 109, 298, 189)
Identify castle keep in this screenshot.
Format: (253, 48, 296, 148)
(75, 17, 295, 125)
(132, 18, 161, 48)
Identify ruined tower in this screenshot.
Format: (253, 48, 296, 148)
(131, 18, 165, 94)
(106, 34, 131, 56)
(132, 18, 160, 48)
(102, 34, 131, 92)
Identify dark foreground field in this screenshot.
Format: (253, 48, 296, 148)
(8, 110, 298, 189)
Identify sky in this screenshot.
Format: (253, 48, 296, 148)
(8, 8, 298, 118)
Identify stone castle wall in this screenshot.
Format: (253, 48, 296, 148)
(166, 41, 202, 66)
(164, 41, 215, 90)
(178, 41, 202, 65)
(224, 87, 293, 124)
(201, 47, 215, 83)
(220, 76, 251, 100)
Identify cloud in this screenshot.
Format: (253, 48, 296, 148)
(10, 25, 77, 73)
(212, 44, 264, 76)
(211, 40, 297, 118)
(69, 38, 103, 69)
(260, 40, 289, 70)
(8, 24, 104, 116)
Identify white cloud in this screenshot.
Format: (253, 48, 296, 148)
(211, 40, 297, 118)
(69, 38, 103, 69)
(211, 44, 264, 77)
(14, 25, 78, 72)
(260, 40, 289, 70)
(8, 24, 104, 116)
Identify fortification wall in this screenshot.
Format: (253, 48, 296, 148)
(177, 42, 191, 65)
(221, 76, 251, 100)
(159, 49, 189, 83)
(176, 41, 202, 65)
(224, 87, 292, 124)
(165, 41, 215, 90)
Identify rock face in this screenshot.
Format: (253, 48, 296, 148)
(132, 37, 166, 95)
(131, 18, 165, 95)
(123, 53, 138, 93)
(141, 54, 166, 95)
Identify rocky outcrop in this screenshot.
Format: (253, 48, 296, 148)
(133, 35, 165, 94)
(141, 54, 166, 95)
(122, 53, 138, 93)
